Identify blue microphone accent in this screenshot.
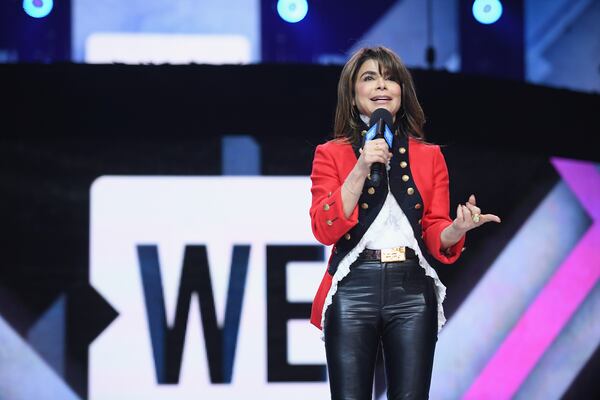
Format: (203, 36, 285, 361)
(365, 123, 394, 148)
(365, 125, 378, 141)
(384, 125, 394, 148)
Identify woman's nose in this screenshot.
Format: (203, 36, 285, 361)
(376, 77, 386, 89)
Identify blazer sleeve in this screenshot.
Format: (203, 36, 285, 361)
(309, 144, 359, 246)
(421, 146, 465, 264)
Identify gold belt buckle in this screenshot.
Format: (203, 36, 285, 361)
(380, 246, 406, 262)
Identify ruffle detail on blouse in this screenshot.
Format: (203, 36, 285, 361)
(385, 193, 448, 334)
(409, 234, 447, 334)
(319, 194, 390, 340)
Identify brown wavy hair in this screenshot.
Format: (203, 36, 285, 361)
(333, 46, 426, 146)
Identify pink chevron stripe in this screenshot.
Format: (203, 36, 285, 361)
(551, 158, 600, 219)
(464, 158, 600, 400)
(463, 227, 600, 399)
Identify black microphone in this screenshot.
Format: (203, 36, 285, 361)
(366, 108, 394, 187)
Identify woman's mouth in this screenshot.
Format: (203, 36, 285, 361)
(371, 96, 392, 103)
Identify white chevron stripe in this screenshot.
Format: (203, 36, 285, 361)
(0, 314, 80, 400)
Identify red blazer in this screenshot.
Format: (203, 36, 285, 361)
(309, 136, 465, 330)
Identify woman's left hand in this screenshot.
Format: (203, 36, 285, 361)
(452, 194, 501, 234)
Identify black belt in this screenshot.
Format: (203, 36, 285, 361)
(358, 247, 417, 262)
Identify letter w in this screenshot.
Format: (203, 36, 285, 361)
(137, 244, 250, 384)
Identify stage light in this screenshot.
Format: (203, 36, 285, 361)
(277, 0, 308, 23)
(472, 0, 503, 25)
(23, 0, 53, 18)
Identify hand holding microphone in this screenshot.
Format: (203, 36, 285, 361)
(358, 139, 392, 181)
(358, 108, 394, 187)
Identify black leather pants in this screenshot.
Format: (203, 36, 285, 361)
(324, 257, 438, 400)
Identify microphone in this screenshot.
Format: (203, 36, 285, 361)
(364, 108, 394, 187)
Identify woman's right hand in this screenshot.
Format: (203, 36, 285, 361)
(357, 138, 393, 176)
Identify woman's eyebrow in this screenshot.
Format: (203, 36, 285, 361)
(360, 70, 378, 78)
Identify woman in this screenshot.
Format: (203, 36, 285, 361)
(309, 46, 500, 399)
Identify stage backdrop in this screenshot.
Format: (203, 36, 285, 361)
(1, 64, 599, 400)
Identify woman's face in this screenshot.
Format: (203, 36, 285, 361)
(353, 58, 402, 121)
